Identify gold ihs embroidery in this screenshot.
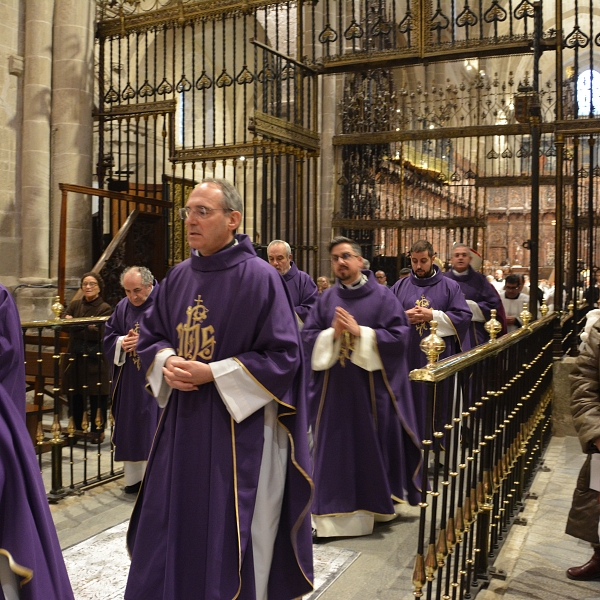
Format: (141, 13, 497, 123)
(415, 294, 431, 337)
(176, 295, 216, 361)
(131, 322, 141, 371)
(338, 331, 355, 367)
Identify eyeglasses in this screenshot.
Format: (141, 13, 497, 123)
(179, 206, 232, 220)
(504, 285, 519, 291)
(82, 282, 98, 288)
(376, 275, 386, 279)
(331, 252, 359, 263)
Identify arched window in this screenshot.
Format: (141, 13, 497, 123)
(577, 69, 600, 116)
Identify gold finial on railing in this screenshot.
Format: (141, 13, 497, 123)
(51, 414, 61, 442)
(81, 410, 89, 435)
(520, 302, 532, 328)
(484, 309, 502, 341)
(540, 298, 548, 317)
(436, 528, 448, 565)
(95, 408, 104, 436)
(424, 543, 437, 581)
(68, 416, 75, 438)
(446, 517, 456, 551)
(36, 421, 44, 446)
(412, 553, 426, 597)
(420, 321, 446, 366)
(568, 301, 574, 316)
(51, 296, 64, 320)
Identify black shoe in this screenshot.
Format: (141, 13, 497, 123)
(124, 481, 141, 495)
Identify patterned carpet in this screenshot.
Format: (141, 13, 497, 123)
(63, 521, 360, 600)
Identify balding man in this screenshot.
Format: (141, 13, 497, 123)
(267, 239, 318, 326)
(104, 266, 161, 494)
(444, 244, 506, 346)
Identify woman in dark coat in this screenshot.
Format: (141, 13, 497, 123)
(63, 272, 112, 442)
(566, 319, 600, 580)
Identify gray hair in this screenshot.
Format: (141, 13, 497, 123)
(200, 178, 244, 215)
(121, 266, 154, 287)
(452, 242, 470, 253)
(267, 240, 292, 256)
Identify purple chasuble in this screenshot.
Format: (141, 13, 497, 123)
(444, 267, 507, 346)
(104, 282, 161, 461)
(302, 272, 422, 513)
(282, 262, 318, 324)
(126, 235, 313, 600)
(391, 267, 472, 442)
(0, 284, 74, 600)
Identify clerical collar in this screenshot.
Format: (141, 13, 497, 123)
(412, 269, 436, 280)
(339, 273, 368, 290)
(192, 238, 238, 257)
(452, 268, 469, 277)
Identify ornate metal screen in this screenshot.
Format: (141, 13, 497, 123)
(96, 1, 320, 273)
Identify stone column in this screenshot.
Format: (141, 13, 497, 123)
(50, 0, 95, 284)
(20, 0, 54, 284)
(318, 73, 339, 279)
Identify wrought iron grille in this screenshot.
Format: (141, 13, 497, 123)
(96, 3, 320, 273)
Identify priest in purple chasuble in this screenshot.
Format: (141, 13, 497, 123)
(302, 237, 422, 538)
(125, 179, 313, 600)
(391, 240, 472, 444)
(443, 244, 507, 347)
(267, 239, 318, 327)
(103, 266, 161, 494)
(0, 284, 75, 600)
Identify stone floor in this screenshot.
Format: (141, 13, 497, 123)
(47, 435, 599, 600)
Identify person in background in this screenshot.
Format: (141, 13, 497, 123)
(63, 272, 112, 443)
(316, 276, 330, 294)
(499, 274, 539, 332)
(104, 266, 161, 495)
(303, 236, 421, 538)
(267, 239, 318, 326)
(491, 268, 505, 292)
(391, 239, 471, 442)
(375, 270, 388, 286)
(444, 243, 506, 346)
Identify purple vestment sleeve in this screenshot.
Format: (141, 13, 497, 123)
(282, 262, 318, 323)
(0, 285, 74, 600)
(126, 235, 313, 600)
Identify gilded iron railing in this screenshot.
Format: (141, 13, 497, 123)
(21, 315, 121, 501)
(409, 311, 556, 598)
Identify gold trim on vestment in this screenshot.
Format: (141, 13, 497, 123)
(126, 399, 168, 561)
(369, 371, 378, 431)
(312, 509, 396, 518)
(231, 357, 315, 590)
(109, 363, 124, 447)
(0, 548, 33, 586)
(377, 345, 424, 494)
(231, 416, 243, 600)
